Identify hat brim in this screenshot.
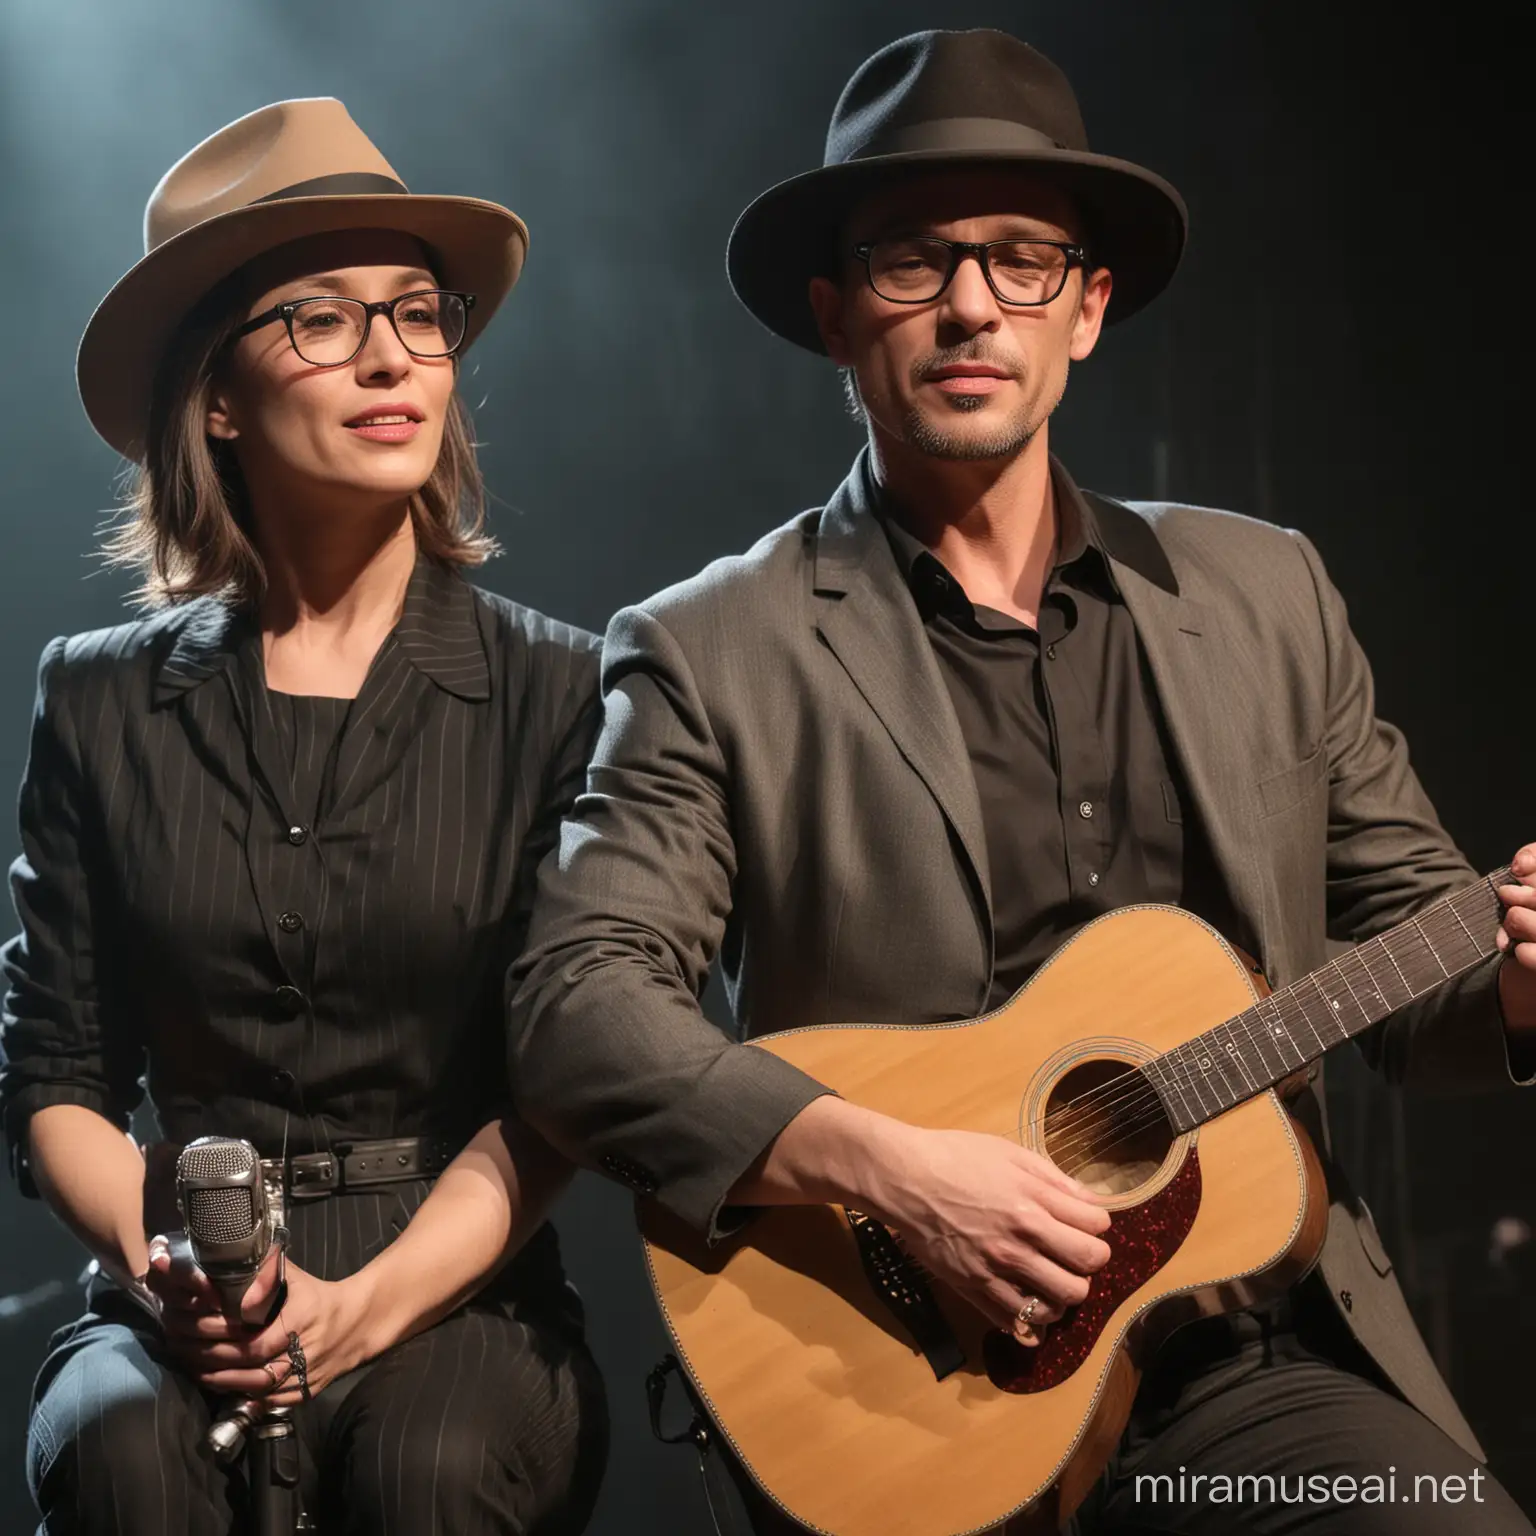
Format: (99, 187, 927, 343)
(726, 147, 1187, 352)
(77, 192, 529, 458)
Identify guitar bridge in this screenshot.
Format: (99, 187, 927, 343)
(845, 1209, 966, 1381)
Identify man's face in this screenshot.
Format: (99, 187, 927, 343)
(809, 170, 1112, 462)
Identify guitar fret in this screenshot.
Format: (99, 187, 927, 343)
(1406, 914, 1449, 986)
(1143, 1056, 1196, 1132)
(1260, 995, 1309, 1069)
(1283, 984, 1330, 1054)
(1216, 1020, 1260, 1095)
(1237, 1005, 1287, 1079)
(1342, 947, 1390, 1025)
(1376, 935, 1414, 1003)
(1145, 870, 1509, 1136)
(1188, 1036, 1238, 1112)
(1154, 1045, 1202, 1127)
(1173, 1043, 1219, 1123)
(1448, 899, 1479, 950)
(1308, 971, 1351, 1048)
(1434, 899, 1483, 970)
(1353, 944, 1395, 1015)
(1326, 958, 1374, 1033)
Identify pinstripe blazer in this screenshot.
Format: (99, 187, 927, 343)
(509, 450, 1527, 1457)
(0, 556, 599, 1292)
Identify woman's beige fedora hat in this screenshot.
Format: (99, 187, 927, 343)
(77, 96, 528, 458)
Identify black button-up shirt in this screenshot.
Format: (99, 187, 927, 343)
(883, 464, 1233, 1008)
(0, 558, 599, 1201)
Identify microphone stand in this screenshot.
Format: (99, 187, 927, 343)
(207, 1396, 311, 1534)
(247, 1405, 304, 1536)
(192, 1172, 315, 1534)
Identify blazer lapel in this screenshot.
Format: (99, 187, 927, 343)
(326, 558, 490, 825)
(811, 457, 993, 943)
(153, 597, 293, 826)
(1100, 499, 1272, 972)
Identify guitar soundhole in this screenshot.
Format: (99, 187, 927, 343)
(1041, 1058, 1174, 1197)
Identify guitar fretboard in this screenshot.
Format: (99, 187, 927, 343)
(1143, 867, 1513, 1134)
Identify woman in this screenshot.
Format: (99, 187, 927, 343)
(0, 99, 607, 1533)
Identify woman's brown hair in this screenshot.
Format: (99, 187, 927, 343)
(103, 271, 497, 608)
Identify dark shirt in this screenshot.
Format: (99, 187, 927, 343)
(0, 558, 600, 1202)
(883, 464, 1234, 1008)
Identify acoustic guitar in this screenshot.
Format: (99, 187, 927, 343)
(640, 867, 1513, 1535)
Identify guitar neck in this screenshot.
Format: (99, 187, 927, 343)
(1144, 867, 1513, 1134)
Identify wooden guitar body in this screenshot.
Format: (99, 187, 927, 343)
(640, 906, 1331, 1536)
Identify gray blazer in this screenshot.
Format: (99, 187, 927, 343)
(510, 451, 1524, 1458)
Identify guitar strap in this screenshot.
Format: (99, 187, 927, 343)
(646, 1354, 758, 1536)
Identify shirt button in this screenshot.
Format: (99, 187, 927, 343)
(273, 985, 306, 1018)
(287, 826, 308, 847)
(271, 1068, 296, 1096)
(278, 910, 304, 933)
(1046, 644, 1057, 660)
(1088, 872, 1101, 887)
(1078, 801, 1095, 819)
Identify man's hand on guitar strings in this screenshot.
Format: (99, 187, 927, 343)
(864, 1123, 1111, 1347)
(1495, 842, 1536, 1034)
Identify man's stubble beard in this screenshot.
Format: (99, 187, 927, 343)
(842, 362, 1068, 462)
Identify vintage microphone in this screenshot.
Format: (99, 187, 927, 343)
(175, 1136, 276, 1310)
(175, 1137, 308, 1535)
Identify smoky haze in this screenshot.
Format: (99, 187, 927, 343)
(0, 1, 1529, 1530)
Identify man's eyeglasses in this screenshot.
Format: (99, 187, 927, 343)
(852, 238, 1087, 308)
(233, 289, 476, 367)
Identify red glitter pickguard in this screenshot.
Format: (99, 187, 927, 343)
(984, 1147, 1203, 1392)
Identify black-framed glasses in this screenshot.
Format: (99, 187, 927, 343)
(853, 238, 1087, 308)
(234, 289, 476, 367)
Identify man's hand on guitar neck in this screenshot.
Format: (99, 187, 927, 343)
(729, 1095, 1111, 1345)
(1496, 842, 1536, 1049)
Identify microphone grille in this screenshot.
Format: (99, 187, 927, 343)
(178, 1139, 258, 1181)
(185, 1185, 259, 1245)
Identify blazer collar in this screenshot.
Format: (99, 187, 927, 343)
(152, 555, 491, 708)
(391, 557, 491, 702)
(812, 449, 1179, 600)
(153, 598, 246, 708)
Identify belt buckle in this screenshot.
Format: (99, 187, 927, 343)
(287, 1151, 340, 1201)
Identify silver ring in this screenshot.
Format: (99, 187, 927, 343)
(1014, 1296, 1040, 1330)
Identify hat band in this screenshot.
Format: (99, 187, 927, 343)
(254, 171, 408, 203)
(841, 116, 1065, 163)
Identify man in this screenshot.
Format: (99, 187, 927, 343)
(510, 29, 1536, 1534)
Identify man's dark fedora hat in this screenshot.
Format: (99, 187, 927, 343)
(727, 28, 1188, 352)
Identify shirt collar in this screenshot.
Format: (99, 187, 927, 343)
(153, 554, 490, 706)
(875, 455, 1126, 621)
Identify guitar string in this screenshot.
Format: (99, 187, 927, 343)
(1022, 883, 1502, 1166)
(1019, 884, 1499, 1148)
(1041, 911, 1493, 1175)
(827, 880, 1503, 1181)
(1032, 883, 1497, 1139)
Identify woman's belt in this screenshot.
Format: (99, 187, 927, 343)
(275, 1135, 464, 1201)
(143, 1134, 468, 1229)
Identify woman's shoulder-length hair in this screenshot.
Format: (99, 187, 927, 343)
(103, 273, 497, 609)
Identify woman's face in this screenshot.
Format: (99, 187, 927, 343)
(207, 230, 459, 515)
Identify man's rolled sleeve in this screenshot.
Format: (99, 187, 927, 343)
(507, 605, 829, 1238)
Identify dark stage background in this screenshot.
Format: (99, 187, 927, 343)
(0, 1, 1530, 1528)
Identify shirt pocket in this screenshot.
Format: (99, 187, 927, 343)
(1257, 742, 1327, 820)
